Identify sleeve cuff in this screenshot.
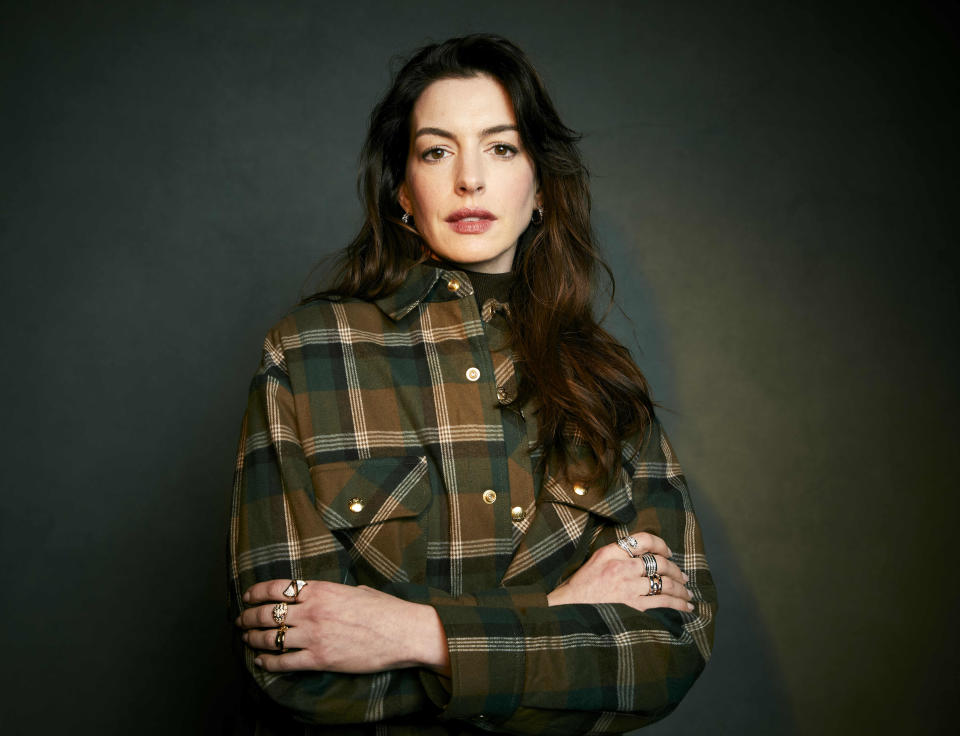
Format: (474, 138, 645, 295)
(431, 604, 526, 720)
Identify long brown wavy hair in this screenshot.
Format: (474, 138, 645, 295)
(309, 34, 654, 488)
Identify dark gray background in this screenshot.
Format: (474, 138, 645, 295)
(2, 1, 957, 734)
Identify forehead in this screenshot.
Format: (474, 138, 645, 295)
(411, 75, 517, 129)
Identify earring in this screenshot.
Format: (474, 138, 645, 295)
(531, 206, 544, 225)
(401, 212, 411, 225)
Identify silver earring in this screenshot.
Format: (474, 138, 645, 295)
(531, 206, 544, 225)
(401, 212, 411, 225)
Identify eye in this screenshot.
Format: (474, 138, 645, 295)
(421, 147, 449, 162)
(491, 143, 519, 158)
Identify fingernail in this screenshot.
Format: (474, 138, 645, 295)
(686, 602, 694, 611)
(242, 591, 251, 603)
(254, 657, 263, 667)
(241, 632, 248, 643)
(667, 548, 673, 558)
(682, 572, 689, 583)
(234, 616, 241, 627)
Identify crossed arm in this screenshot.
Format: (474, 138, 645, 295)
(237, 531, 694, 676)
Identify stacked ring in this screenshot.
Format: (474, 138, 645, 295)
(272, 602, 288, 626)
(283, 579, 308, 599)
(641, 552, 658, 578)
(275, 625, 288, 651)
(647, 573, 663, 596)
(617, 536, 640, 558)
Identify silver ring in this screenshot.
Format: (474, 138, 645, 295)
(617, 536, 640, 558)
(647, 573, 663, 596)
(641, 552, 658, 578)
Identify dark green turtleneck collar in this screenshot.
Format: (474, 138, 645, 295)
(460, 268, 514, 309)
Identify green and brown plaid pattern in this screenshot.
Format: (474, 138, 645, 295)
(229, 263, 717, 733)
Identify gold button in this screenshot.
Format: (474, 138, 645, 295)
(466, 367, 481, 382)
(348, 497, 365, 513)
(511, 506, 525, 521)
(447, 278, 461, 292)
(496, 386, 509, 403)
(573, 485, 587, 496)
(482, 489, 497, 504)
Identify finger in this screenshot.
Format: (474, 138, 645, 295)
(243, 625, 305, 652)
(646, 555, 689, 584)
(243, 579, 311, 604)
(604, 558, 689, 597)
(238, 601, 300, 630)
(627, 532, 672, 558)
(649, 575, 693, 600)
(629, 594, 696, 614)
(255, 648, 316, 672)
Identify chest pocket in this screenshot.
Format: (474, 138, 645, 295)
(501, 460, 636, 587)
(309, 455, 431, 585)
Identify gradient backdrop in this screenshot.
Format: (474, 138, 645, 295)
(2, 1, 957, 734)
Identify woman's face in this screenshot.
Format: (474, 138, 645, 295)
(398, 74, 540, 274)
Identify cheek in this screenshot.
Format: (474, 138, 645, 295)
(502, 168, 537, 209)
(405, 173, 442, 218)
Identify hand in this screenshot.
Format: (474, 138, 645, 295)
(236, 580, 450, 675)
(546, 532, 694, 613)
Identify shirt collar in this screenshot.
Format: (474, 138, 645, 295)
(373, 261, 476, 321)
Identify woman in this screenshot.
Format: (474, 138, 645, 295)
(230, 34, 716, 735)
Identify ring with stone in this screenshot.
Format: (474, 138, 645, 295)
(272, 602, 288, 626)
(616, 536, 640, 558)
(283, 580, 307, 599)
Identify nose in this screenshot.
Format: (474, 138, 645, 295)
(456, 150, 485, 195)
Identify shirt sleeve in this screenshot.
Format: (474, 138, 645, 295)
(228, 330, 442, 725)
(421, 420, 718, 734)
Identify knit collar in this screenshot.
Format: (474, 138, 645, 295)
(459, 268, 514, 308)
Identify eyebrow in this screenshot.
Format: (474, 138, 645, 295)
(413, 124, 519, 140)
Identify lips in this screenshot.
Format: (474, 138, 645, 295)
(445, 208, 496, 234)
(445, 208, 496, 223)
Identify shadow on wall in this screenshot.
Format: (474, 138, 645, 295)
(641, 475, 796, 735)
(596, 215, 795, 734)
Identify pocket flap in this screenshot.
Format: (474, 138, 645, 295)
(541, 461, 635, 525)
(310, 455, 430, 530)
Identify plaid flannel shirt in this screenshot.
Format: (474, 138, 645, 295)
(228, 263, 717, 734)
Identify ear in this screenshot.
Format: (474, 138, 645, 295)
(398, 183, 412, 216)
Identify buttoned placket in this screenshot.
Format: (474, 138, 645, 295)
(476, 291, 537, 541)
(444, 272, 537, 581)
